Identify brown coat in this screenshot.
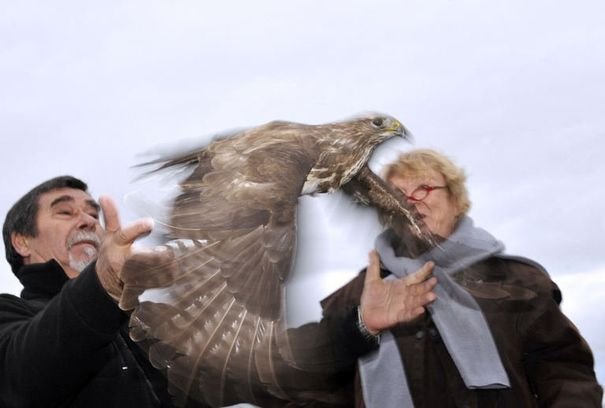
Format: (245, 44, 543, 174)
(321, 256, 603, 407)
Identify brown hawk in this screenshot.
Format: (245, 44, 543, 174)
(119, 114, 432, 407)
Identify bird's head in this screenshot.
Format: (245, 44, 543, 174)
(333, 113, 411, 160)
(367, 114, 411, 141)
(303, 113, 412, 192)
(340, 113, 412, 151)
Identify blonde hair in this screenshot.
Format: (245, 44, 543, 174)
(382, 148, 471, 215)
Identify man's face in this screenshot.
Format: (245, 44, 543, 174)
(17, 187, 102, 278)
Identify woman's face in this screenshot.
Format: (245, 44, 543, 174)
(388, 169, 462, 239)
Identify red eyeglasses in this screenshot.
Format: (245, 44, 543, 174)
(403, 185, 448, 202)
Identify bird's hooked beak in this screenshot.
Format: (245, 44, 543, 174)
(389, 119, 413, 143)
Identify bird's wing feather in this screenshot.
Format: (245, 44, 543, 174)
(121, 124, 320, 406)
(120, 115, 419, 406)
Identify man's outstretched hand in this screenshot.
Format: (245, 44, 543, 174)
(360, 250, 437, 335)
(95, 196, 154, 301)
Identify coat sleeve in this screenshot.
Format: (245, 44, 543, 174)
(0, 263, 127, 407)
(522, 279, 603, 407)
(273, 269, 376, 378)
(285, 304, 379, 372)
(318, 269, 380, 362)
(253, 272, 378, 406)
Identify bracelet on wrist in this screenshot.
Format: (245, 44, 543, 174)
(357, 306, 381, 345)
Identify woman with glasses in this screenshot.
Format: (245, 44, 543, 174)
(320, 149, 602, 407)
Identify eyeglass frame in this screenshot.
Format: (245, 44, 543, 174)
(402, 184, 448, 202)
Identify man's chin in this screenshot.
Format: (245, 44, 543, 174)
(68, 256, 95, 275)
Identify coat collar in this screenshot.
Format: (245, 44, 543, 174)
(16, 259, 69, 301)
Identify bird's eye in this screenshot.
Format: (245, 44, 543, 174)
(371, 117, 384, 128)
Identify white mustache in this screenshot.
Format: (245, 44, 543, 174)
(67, 231, 101, 249)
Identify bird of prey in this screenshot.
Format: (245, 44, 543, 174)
(119, 114, 432, 407)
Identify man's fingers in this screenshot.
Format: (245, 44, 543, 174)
(122, 246, 177, 286)
(99, 196, 121, 233)
(99, 195, 154, 245)
(115, 218, 154, 246)
(364, 250, 381, 284)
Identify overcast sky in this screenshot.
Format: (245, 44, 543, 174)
(1, 0, 604, 394)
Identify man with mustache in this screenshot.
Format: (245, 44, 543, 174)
(0, 175, 437, 407)
(0, 175, 178, 407)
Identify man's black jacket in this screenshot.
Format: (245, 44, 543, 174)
(0, 259, 374, 407)
(0, 260, 175, 407)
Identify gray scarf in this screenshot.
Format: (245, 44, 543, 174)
(358, 216, 511, 407)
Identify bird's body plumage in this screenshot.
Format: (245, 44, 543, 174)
(120, 114, 424, 406)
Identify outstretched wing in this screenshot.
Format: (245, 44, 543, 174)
(119, 114, 418, 406)
(121, 123, 320, 406)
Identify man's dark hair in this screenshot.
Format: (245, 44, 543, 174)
(2, 175, 89, 273)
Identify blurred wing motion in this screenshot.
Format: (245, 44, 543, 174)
(120, 114, 431, 406)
